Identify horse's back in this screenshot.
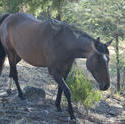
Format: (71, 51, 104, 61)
(0, 12, 83, 67)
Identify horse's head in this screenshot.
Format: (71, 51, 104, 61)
(94, 37, 112, 55)
(86, 38, 112, 91)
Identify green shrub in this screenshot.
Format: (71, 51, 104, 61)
(66, 68, 101, 109)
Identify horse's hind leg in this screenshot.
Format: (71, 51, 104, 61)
(6, 78, 13, 94)
(8, 54, 24, 99)
(7, 56, 21, 95)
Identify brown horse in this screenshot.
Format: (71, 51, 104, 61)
(0, 13, 111, 119)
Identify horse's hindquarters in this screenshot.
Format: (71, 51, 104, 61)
(1, 18, 48, 67)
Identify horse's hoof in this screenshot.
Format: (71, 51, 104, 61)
(70, 115, 76, 120)
(57, 107, 62, 112)
(56, 104, 62, 112)
(19, 94, 26, 100)
(7, 89, 12, 95)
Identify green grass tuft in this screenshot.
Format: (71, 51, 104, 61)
(66, 68, 101, 109)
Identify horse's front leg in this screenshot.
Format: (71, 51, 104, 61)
(49, 68, 75, 120)
(55, 85, 63, 112)
(55, 62, 73, 113)
(57, 78, 75, 119)
(62, 78, 75, 119)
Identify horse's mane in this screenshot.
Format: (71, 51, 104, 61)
(48, 19, 109, 55)
(46, 18, 95, 42)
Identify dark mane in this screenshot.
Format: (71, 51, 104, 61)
(46, 18, 109, 55)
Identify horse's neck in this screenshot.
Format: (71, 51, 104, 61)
(73, 39, 96, 59)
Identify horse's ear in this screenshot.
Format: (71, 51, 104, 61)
(105, 40, 113, 47)
(94, 37, 100, 46)
(96, 37, 100, 41)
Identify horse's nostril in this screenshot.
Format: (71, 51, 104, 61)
(103, 84, 110, 91)
(100, 83, 110, 91)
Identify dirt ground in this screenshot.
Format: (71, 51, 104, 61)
(0, 59, 125, 124)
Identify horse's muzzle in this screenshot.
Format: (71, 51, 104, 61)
(99, 83, 110, 91)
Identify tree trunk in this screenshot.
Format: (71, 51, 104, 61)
(115, 34, 120, 91)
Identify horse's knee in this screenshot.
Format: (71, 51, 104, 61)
(9, 69, 15, 78)
(55, 87, 62, 103)
(64, 86, 71, 99)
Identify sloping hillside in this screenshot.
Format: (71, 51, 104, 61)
(0, 59, 125, 124)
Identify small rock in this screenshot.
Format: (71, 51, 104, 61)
(108, 108, 119, 116)
(23, 86, 46, 101)
(93, 100, 109, 114)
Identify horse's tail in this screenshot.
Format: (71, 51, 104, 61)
(0, 13, 10, 25)
(0, 13, 10, 75)
(0, 42, 6, 75)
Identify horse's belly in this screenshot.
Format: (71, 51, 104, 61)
(23, 57, 47, 67)
(16, 48, 47, 67)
